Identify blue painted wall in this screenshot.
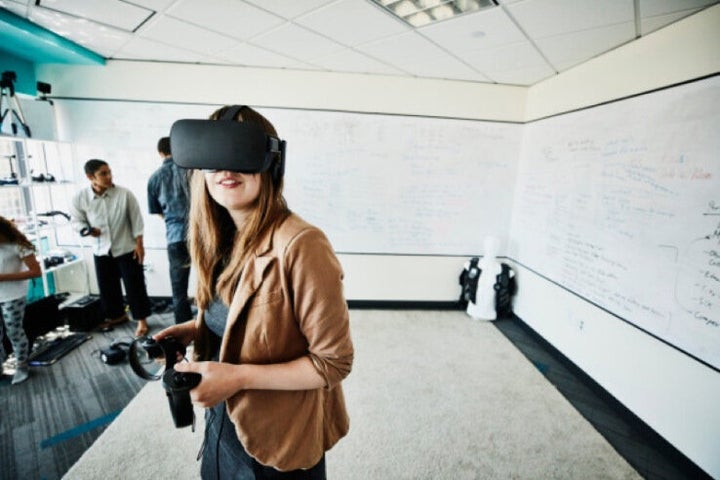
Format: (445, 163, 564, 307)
(0, 50, 35, 95)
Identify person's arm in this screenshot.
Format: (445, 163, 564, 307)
(147, 174, 163, 219)
(0, 253, 42, 282)
(133, 234, 145, 264)
(175, 227, 353, 408)
(175, 357, 325, 408)
(153, 319, 198, 346)
(126, 190, 145, 263)
(69, 190, 93, 235)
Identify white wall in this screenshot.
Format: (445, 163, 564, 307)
(37, 61, 526, 121)
(508, 261, 720, 476)
(35, 4, 720, 476)
(519, 5, 720, 477)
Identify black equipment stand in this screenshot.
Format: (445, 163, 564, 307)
(0, 71, 32, 137)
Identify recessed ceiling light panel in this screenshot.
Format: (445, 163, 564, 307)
(372, 0, 497, 27)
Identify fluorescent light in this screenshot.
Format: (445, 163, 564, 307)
(407, 11, 432, 27)
(431, 4, 454, 21)
(373, 0, 496, 27)
(393, 0, 417, 17)
(417, 0, 444, 7)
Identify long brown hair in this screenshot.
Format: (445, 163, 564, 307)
(189, 105, 289, 308)
(0, 216, 36, 251)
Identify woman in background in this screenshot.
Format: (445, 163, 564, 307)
(0, 216, 41, 385)
(155, 105, 353, 479)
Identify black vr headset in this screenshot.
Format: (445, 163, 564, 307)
(169, 105, 286, 183)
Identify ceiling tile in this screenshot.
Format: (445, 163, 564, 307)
(1, 0, 714, 87)
(36, 0, 152, 32)
(127, 0, 176, 11)
(638, 0, 718, 17)
(166, 0, 285, 41)
(506, 0, 634, 38)
(28, 7, 129, 57)
(405, 55, 488, 82)
(114, 36, 205, 62)
(139, 15, 239, 55)
(535, 22, 635, 71)
(640, 8, 702, 35)
(310, 47, 406, 76)
(487, 63, 555, 85)
(356, 30, 443, 69)
(419, 7, 526, 52)
(0, 1, 28, 16)
(244, 0, 337, 19)
(251, 23, 346, 62)
(459, 40, 549, 75)
(357, 31, 487, 81)
(213, 42, 299, 68)
(294, 0, 408, 47)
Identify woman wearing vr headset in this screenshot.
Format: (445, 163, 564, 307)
(155, 105, 353, 479)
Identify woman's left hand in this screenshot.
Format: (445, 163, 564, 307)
(173, 361, 244, 408)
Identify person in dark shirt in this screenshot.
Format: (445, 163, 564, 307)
(147, 137, 193, 324)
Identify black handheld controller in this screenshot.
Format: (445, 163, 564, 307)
(128, 336, 201, 429)
(162, 369, 202, 428)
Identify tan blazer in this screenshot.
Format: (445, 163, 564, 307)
(196, 213, 353, 471)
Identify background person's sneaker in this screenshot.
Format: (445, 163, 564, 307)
(12, 365, 29, 385)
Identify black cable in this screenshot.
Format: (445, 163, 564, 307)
(216, 406, 224, 480)
(197, 407, 214, 461)
(36, 210, 70, 221)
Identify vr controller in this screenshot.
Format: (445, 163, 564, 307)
(128, 336, 201, 428)
(162, 368, 201, 428)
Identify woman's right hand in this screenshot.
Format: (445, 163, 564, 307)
(153, 319, 197, 347)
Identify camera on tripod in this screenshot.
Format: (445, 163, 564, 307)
(128, 336, 202, 428)
(1, 71, 17, 87)
(0, 70, 32, 137)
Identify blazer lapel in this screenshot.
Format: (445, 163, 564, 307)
(218, 230, 276, 362)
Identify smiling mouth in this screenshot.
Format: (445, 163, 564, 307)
(219, 178, 241, 186)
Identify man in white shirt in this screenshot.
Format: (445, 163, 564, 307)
(70, 159, 152, 337)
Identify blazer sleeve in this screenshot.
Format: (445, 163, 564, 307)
(284, 227, 353, 390)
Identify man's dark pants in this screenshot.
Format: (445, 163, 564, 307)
(94, 252, 152, 320)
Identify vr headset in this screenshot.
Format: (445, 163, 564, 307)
(169, 105, 286, 183)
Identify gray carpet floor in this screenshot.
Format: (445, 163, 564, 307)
(2, 309, 706, 479)
(62, 310, 640, 480)
(0, 311, 173, 480)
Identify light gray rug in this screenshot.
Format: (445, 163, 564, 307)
(63, 310, 640, 479)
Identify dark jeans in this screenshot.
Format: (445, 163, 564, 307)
(93, 252, 152, 320)
(201, 402, 326, 480)
(168, 241, 192, 324)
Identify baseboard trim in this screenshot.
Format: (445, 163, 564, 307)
(347, 300, 463, 309)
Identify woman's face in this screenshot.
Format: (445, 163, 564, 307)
(204, 170, 262, 223)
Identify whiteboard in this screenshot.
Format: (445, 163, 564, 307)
(509, 76, 720, 369)
(273, 110, 521, 255)
(55, 101, 521, 254)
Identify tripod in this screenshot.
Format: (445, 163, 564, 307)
(0, 71, 32, 137)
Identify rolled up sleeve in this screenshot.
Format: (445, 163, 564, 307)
(126, 191, 145, 239)
(285, 228, 353, 390)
